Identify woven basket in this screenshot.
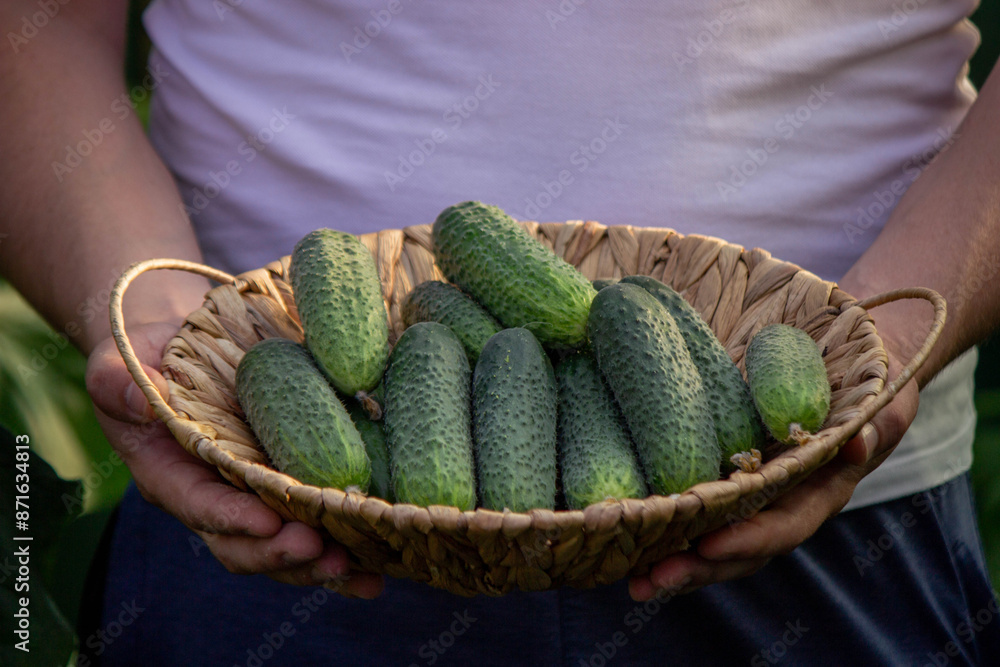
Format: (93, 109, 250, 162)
(110, 221, 945, 597)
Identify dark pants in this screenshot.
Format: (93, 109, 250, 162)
(92, 474, 1000, 666)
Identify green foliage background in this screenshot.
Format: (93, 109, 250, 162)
(0, 2, 997, 665)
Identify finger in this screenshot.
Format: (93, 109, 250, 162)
(264, 542, 385, 599)
(96, 409, 283, 538)
(199, 521, 326, 575)
(629, 551, 771, 601)
(696, 459, 865, 561)
(839, 384, 918, 466)
(86, 322, 180, 423)
(839, 353, 920, 466)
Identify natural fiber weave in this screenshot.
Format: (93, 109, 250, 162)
(111, 222, 946, 597)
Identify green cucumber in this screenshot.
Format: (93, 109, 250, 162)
(472, 328, 558, 512)
(290, 229, 390, 400)
(745, 324, 831, 444)
(587, 283, 721, 495)
(346, 399, 393, 502)
(432, 201, 597, 348)
(592, 278, 619, 291)
(622, 275, 765, 471)
(401, 280, 502, 365)
(236, 338, 371, 491)
(383, 322, 477, 509)
(554, 352, 648, 509)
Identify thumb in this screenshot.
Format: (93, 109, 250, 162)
(85, 323, 178, 424)
(839, 372, 920, 467)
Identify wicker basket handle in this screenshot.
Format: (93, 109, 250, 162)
(851, 286, 947, 402)
(110, 259, 236, 426)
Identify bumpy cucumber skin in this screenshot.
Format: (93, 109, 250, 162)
(290, 229, 391, 396)
(432, 201, 597, 348)
(745, 323, 831, 444)
(236, 338, 371, 491)
(622, 275, 766, 466)
(472, 328, 558, 512)
(555, 352, 648, 509)
(383, 322, 477, 510)
(588, 283, 721, 495)
(401, 280, 502, 365)
(346, 400, 393, 502)
(591, 278, 619, 291)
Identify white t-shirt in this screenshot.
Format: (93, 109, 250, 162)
(143, 0, 982, 510)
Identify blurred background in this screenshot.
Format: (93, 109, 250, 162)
(1, 2, 998, 664)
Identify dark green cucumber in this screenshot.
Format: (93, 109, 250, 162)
(622, 275, 766, 470)
(592, 278, 619, 291)
(472, 328, 558, 512)
(745, 323, 831, 444)
(290, 228, 391, 399)
(401, 280, 502, 365)
(554, 352, 648, 509)
(346, 400, 393, 501)
(383, 322, 477, 509)
(587, 283, 721, 495)
(236, 338, 371, 491)
(432, 201, 597, 348)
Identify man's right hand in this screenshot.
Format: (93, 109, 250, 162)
(85, 322, 384, 598)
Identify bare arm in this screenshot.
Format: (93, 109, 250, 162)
(631, 58, 999, 600)
(839, 65, 1000, 392)
(0, 0, 206, 353)
(0, 0, 380, 597)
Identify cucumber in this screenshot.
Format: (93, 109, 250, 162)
(592, 278, 619, 291)
(472, 328, 558, 512)
(745, 323, 831, 444)
(236, 338, 371, 491)
(554, 352, 648, 509)
(290, 228, 390, 401)
(587, 283, 721, 495)
(346, 399, 393, 502)
(383, 322, 477, 509)
(432, 201, 597, 348)
(622, 275, 765, 471)
(401, 280, 502, 365)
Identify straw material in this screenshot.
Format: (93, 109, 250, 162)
(111, 222, 946, 597)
